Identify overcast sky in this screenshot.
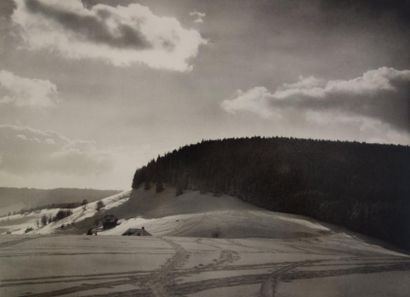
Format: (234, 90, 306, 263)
(0, 0, 409, 189)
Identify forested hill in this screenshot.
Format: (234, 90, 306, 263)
(132, 137, 410, 250)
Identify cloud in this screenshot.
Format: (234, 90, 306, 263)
(304, 111, 410, 145)
(221, 87, 277, 119)
(221, 67, 410, 131)
(12, 0, 207, 71)
(0, 70, 57, 107)
(0, 124, 113, 176)
(319, 0, 410, 25)
(190, 11, 206, 24)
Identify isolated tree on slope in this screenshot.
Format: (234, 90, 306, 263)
(96, 200, 105, 211)
(41, 214, 48, 226)
(82, 199, 88, 210)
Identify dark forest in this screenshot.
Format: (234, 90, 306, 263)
(133, 137, 410, 250)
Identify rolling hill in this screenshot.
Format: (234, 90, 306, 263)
(132, 137, 410, 250)
(0, 187, 121, 216)
(1, 186, 409, 297)
(1, 137, 410, 296)
(0, 187, 332, 239)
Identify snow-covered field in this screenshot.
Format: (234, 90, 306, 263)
(0, 187, 409, 296)
(0, 234, 409, 297)
(101, 209, 330, 238)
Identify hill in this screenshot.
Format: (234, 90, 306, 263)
(0, 188, 333, 240)
(102, 187, 331, 238)
(1, 186, 410, 297)
(0, 187, 121, 216)
(132, 137, 410, 250)
(0, 191, 129, 235)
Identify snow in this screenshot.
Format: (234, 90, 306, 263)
(0, 208, 61, 235)
(101, 209, 330, 238)
(0, 191, 130, 235)
(276, 271, 410, 297)
(3, 186, 327, 238)
(1, 187, 409, 296)
(0, 235, 408, 297)
(110, 187, 258, 220)
(100, 188, 330, 238)
(274, 213, 329, 231)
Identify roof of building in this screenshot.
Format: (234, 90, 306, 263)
(122, 228, 152, 236)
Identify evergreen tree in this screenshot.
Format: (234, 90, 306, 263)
(144, 181, 151, 190)
(96, 200, 105, 211)
(131, 136, 410, 250)
(156, 181, 164, 193)
(41, 214, 48, 226)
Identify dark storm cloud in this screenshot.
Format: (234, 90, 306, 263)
(81, 0, 137, 9)
(0, 0, 15, 18)
(0, 0, 19, 60)
(25, 0, 151, 50)
(320, 0, 410, 23)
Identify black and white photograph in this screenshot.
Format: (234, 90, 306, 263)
(0, 0, 410, 296)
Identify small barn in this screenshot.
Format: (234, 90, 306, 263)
(122, 226, 151, 236)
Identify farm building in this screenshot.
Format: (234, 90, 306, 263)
(122, 227, 151, 236)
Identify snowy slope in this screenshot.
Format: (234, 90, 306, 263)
(0, 191, 130, 235)
(101, 209, 330, 238)
(99, 187, 331, 238)
(1, 188, 408, 297)
(0, 207, 61, 235)
(1, 186, 332, 238)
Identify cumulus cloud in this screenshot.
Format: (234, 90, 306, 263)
(222, 67, 410, 131)
(0, 70, 57, 107)
(12, 0, 207, 71)
(304, 111, 410, 145)
(190, 11, 206, 24)
(222, 87, 277, 119)
(0, 124, 112, 176)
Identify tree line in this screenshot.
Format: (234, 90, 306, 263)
(132, 137, 410, 250)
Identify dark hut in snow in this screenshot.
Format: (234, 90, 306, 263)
(122, 226, 151, 236)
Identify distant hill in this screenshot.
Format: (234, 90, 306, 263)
(0, 187, 121, 216)
(132, 137, 410, 250)
(0, 187, 334, 240)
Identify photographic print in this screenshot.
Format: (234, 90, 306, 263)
(0, 0, 409, 296)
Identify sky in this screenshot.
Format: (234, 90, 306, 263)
(0, 0, 409, 189)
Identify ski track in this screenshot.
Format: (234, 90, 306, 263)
(145, 237, 191, 297)
(1, 236, 410, 297)
(2, 189, 409, 296)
